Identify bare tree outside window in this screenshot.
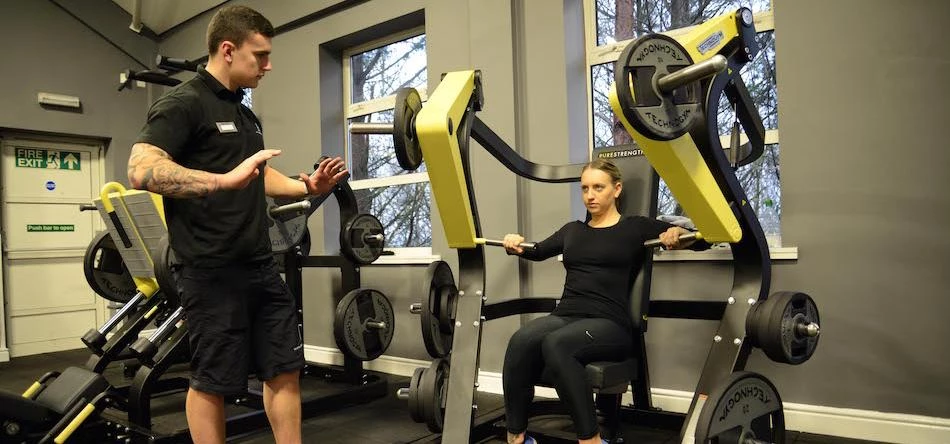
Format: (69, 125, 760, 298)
(590, 1, 780, 242)
(241, 88, 253, 109)
(595, 0, 771, 45)
(591, 63, 634, 149)
(350, 35, 427, 103)
(346, 33, 431, 249)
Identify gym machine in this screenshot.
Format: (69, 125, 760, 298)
(607, 9, 821, 443)
(349, 72, 590, 443)
(349, 7, 821, 444)
(79, 215, 182, 377)
(0, 183, 172, 443)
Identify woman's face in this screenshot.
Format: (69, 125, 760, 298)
(581, 168, 621, 217)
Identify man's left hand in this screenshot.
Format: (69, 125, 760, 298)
(300, 156, 347, 196)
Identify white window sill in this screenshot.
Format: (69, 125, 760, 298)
(372, 247, 799, 265)
(371, 254, 442, 265)
(653, 246, 798, 261)
(555, 246, 798, 262)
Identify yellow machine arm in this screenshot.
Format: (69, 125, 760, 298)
(609, 9, 758, 244)
(414, 70, 481, 249)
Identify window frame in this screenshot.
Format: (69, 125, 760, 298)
(581, 1, 796, 259)
(342, 26, 437, 263)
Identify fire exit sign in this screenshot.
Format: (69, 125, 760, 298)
(15, 148, 81, 171)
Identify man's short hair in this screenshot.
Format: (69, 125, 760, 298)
(206, 5, 275, 55)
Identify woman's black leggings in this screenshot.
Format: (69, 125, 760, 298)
(502, 315, 633, 439)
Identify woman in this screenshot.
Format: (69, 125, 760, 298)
(501, 158, 708, 444)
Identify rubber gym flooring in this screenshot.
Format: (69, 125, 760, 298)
(0, 349, 887, 444)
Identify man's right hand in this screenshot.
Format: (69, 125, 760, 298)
(219, 149, 282, 191)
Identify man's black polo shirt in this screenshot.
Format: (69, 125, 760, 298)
(136, 67, 272, 267)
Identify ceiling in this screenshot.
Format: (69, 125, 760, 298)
(111, 0, 229, 35)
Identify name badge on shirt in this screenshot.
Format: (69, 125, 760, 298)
(216, 121, 238, 133)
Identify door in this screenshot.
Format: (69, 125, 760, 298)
(1, 135, 105, 357)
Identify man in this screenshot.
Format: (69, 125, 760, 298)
(127, 6, 346, 444)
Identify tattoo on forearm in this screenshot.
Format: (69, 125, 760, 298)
(129, 145, 220, 198)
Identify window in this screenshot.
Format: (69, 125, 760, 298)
(586, 0, 782, 246)
(241, 88, 253, 109)
(343, 30, 431, 257)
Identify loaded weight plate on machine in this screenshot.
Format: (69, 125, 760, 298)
(421, 261, 456, 359)
(333, 288, 395, 361)
(153, 236, 181, 307)
(695, 371, 785, 444)
(340, 213, 385, 265)
(83, 230, 137, 303)
(753, 291, 820, 365)
(393, 87, 424, 171)
(614, 33, 701, 141)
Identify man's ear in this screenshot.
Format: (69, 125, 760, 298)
(221, 41, 236, 62)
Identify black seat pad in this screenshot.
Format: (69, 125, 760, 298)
(539, 358, 638, 394)
(0, 390, 56, 424)
(585, 359, 637, 391)
(34, 367, 110, 414)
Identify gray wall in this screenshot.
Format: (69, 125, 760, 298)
(765, 0, 950, 417)
(0, 0, 155, 183)
(22, 0, 946, 421)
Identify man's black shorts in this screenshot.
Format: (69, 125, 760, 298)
(178, 259, 304, 396)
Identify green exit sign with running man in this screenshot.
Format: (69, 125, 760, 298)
(15, 148, 81, 171)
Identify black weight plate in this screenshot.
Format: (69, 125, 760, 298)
(393, 87, 423, 171)
(408, 367, 425, 423)
(763, 291, 796, 364)
(420, 358, 449, 433)
(764, 291, 820, 365)
(83, 231, 137, 303)
(340, 213, 385, 265)
(333, 288, 395, 361)
(613, 34, 700, 141)
(422, 261, 455, 359)
(785, 292, 820, 364)
(761, 292, 792, 364)
(267, 195, 310, 254)
(695, 371, 785, 444)
(153, 236, 181, 308)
